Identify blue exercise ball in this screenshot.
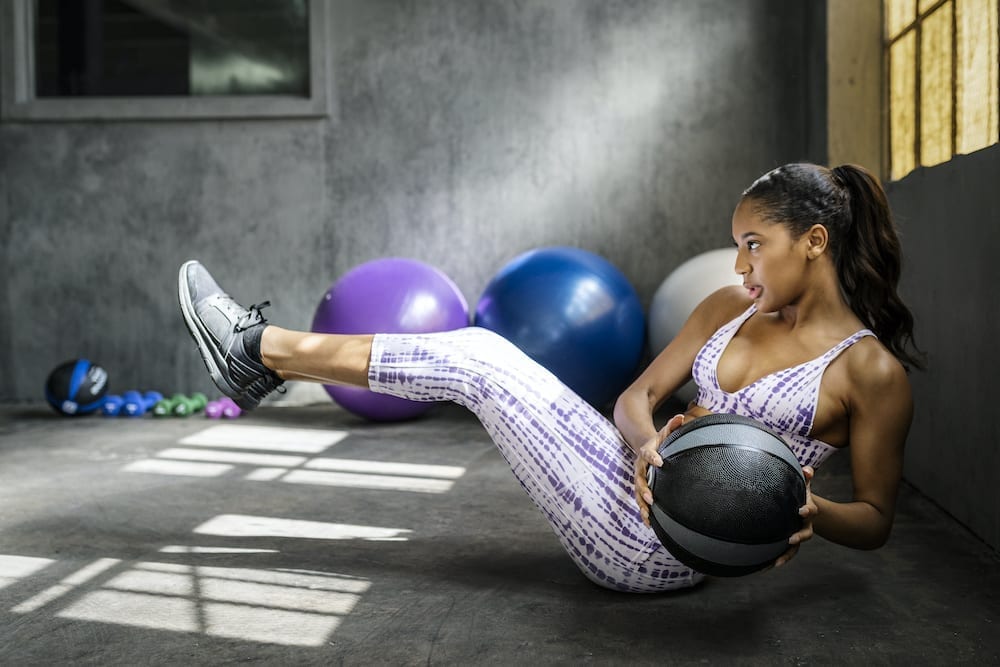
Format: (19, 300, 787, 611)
(474, 246, 645, 408)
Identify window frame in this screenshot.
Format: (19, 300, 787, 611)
(0, 0, 330, 121)
(884, 0, 1000, 180)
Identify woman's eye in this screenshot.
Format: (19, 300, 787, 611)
(747, 240, 761, 251)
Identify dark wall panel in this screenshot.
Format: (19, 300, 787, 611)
(889, 144, 1000, 550)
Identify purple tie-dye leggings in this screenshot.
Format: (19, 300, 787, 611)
(367, 326, 704, 593)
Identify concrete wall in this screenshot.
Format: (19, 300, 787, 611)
(889, 144, 1000, 550)
(0, 0, 823, 401)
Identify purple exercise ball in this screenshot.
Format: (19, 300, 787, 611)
(311, 258, 470, 421)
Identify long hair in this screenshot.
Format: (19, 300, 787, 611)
(741, 163, 924, 370)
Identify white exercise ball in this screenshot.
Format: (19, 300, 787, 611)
(649, 248, 741, 403)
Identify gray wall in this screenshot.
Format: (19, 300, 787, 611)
(889, 144, 1000, 550)
(0, 0, 822, 401)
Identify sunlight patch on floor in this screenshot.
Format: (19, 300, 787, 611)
(12, 558, 120, 613)
(124, 425, 468, 493)
(193, 514, 412, 541)
(55, 561, 372, 646)
(0, 554, 55, 592)
(178, 424, 348, 453)
(6, 552, 373, 647)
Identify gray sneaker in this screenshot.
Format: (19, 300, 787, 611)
(178, 260, 284, 411)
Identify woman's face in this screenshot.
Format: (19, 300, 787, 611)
(731, 200, 811, 312)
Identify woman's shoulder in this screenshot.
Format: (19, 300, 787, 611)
(659, 285, 751, 358)
(844, 334, 912, 401)
(689, 285, 753, 331)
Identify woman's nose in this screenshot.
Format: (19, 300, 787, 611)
(734, 250, 750, 276)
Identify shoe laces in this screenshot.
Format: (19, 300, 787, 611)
(235, 301, 271, 333)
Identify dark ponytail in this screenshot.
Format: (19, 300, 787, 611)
(742, 163, 924, 370)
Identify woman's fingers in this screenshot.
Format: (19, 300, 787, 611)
(641, 443, 663, 469)
(634, 414, 689, 526)
(775, 466, 819, 567)
(663, 413, 686, 436)
(634, 459, 652, 525)
(644, 414, 686, 466)
(774, 544, 799, 568)
(797, 465, 818, 528)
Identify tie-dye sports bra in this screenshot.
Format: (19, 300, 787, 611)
(690, 304, 875, 469)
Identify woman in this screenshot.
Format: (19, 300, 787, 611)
(178, 162, 920, 593)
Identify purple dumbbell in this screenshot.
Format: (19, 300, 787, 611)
(220, 397, 242, 419)
(205, 400, 225, 419)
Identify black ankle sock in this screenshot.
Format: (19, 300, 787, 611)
(243, 325, 266, 365)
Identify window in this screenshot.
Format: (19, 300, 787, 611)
(1, 0, 329, 120)
(885, 0, 999, 180)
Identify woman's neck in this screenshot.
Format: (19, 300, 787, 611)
(776, 265, 858, 332)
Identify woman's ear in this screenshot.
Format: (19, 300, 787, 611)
(805, 224, 829, 259)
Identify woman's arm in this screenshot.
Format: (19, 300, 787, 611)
(613, 286, 748, 453)
(811, 346, 914, 549)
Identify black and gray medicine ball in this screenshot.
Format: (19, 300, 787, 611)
(647, 413, 807, 577)
(45, 359, 109, 416)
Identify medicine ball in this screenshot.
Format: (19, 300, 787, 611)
(45, 359, 109, 416)
(646, 413, 806, 577)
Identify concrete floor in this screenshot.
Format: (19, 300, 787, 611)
(1, 401, 998, 665)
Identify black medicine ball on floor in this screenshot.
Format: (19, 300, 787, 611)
(647, 413, 806, 577)
(45, 359, 109, 416)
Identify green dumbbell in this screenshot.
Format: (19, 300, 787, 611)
(173, 392, 208, 417)
(153, 394, 184, 417)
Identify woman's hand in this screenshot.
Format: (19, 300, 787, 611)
(775, 466, 817, 567)
(634, 414, 686, 527)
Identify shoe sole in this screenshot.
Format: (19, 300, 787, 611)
(177, 261, 244, 402)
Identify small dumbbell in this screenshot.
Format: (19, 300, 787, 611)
(221, 397, 242, 419)
(205, 399, 225, 419)
(101, 395, 124, 416)
(122, 390, 164, 417)
(153, 394, 185, 417)
(173, 392, 208, 417)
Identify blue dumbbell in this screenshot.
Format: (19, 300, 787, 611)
(101, 395, 124, 416)
(122, 390, 164, 417)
